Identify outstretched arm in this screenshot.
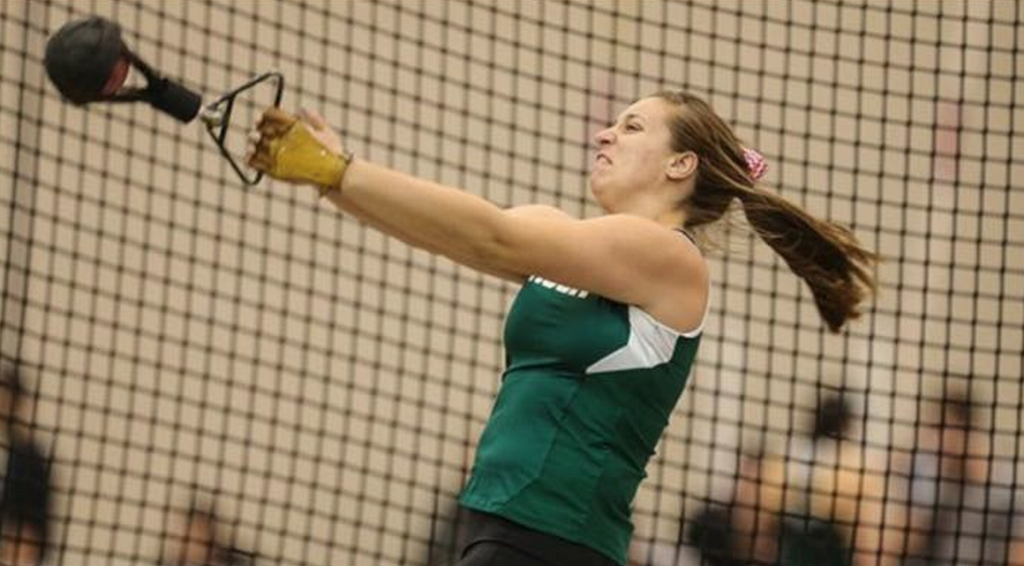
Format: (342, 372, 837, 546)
(335, 184, 524, 282)
(249, 108, 707, 320)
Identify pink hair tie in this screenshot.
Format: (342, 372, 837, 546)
(743, 148, 768, 181)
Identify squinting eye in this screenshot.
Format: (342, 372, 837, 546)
(625, 123, 641, 132)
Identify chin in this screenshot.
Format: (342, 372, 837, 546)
(589, 185, 614, 212)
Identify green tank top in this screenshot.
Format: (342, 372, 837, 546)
(459, 273, 702, 565)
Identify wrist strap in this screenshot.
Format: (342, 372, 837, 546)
(317, 150, 353, 199)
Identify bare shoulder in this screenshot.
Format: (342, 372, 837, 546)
(567, 213, 708, 289)
(493, 209, 709, 331)
(591, 215, 709, 333)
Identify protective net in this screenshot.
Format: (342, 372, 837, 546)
(1, 1, 1022, 564)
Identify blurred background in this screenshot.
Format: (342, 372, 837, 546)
(1, 1, 1021, 564)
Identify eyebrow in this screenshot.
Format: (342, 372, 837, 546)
(615, 112, 646, 124)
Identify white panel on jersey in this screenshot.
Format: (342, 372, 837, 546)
(585, 306, 683, 374)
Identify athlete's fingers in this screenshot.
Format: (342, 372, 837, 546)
(256, 107, 297, 137)
(247, 150, 273, 172)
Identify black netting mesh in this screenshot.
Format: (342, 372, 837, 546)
(1, 1, 1022, 564)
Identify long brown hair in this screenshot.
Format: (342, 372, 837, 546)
(655, 91, 877, 332)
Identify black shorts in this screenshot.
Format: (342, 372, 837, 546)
(454, 508, 619, 566)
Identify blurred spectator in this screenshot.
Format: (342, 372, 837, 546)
(631, 389, 1024, 566)
(891, 389, 1024, 565)
(159, 498, 254, 566)
(732, 392, 876, 565)
(0, 364, 52, 566)
(773, 392, 903, 566)
(629, 392, 888, 566)
(696, 392, 898, 566)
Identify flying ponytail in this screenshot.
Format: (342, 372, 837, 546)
(736, 187, 877, 332)
(656, 91, 877, 332)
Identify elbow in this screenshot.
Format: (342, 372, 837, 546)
(464, 212, 524, 275)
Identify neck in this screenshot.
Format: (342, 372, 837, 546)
(656, 208, 686, 229)
(611, 190, 687, 229)
(614, 204, 685, 230)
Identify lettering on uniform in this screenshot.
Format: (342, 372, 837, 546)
(528, 275, 589, 298)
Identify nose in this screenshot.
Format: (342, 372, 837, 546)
(593, 126, 614, 146)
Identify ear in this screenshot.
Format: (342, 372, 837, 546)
(666, 151, 698, 181)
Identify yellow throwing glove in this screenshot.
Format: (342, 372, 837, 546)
(251, 108, 351, 192)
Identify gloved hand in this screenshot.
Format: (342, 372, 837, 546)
(248, 107, 351, 190)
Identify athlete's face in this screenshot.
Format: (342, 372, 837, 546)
(589, 97, 681, 211)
